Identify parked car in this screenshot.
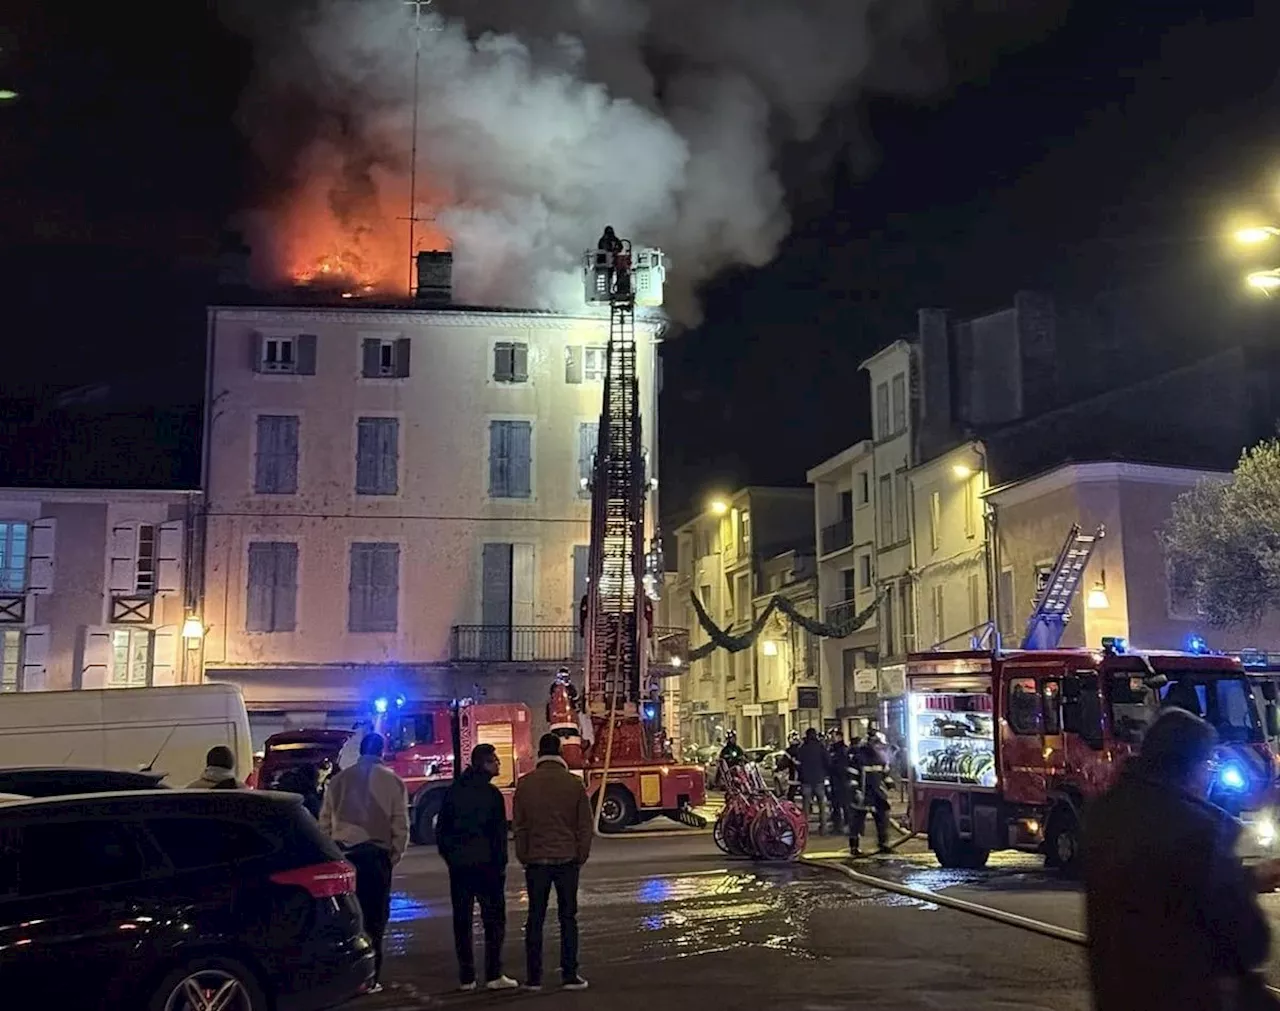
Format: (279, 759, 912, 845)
(0, 766, 167, 798)
(0, 789, 375, 1010)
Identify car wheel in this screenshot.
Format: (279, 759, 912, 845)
(415, 789, 444, 846)
(596, 785, 637, 833)
(929, 805, 990, 870)
(149, 956, 267, 1011)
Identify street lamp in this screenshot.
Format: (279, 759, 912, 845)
(708, 499, 728, 516)
(1247, 269, 1280, 293)
(1236, 226, 1280, 245)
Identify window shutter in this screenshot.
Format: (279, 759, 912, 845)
(246, 543, 274, 632)
(280, 416, 299, 494)
(362, 339, 382, 378)
(394, 338, 412, 378)
(510, 422, 532, 497)
(296, 334, 318, 375)
(356, 419, 376, 494)
(108, 524, 138, 594)
(81, 627, 112, 689)
(348, 544, 369, 632)
(572, 545, 590, 613)
(28, 518, 56, 594)
(250, 332, 264, 372)
(489, 421, 509, 497)
(151, 626, 178, 686)
(275, 543, 298, 632)
(481, 544, 513, 660)
(156, 520, 183, 594)
(512, 543, 535, 657)
(21, 625, 49, 691)
(380, 419, 399, 494)
(494, 344, 513, 382)
(565, 345, 583, 384)
(372, 544, 400, 632)
(513, 343, 529, 382)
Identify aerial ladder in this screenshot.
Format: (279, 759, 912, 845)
(1020, 523, 1105, 650)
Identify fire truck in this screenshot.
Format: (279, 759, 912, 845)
(908, 526, 1279, 872)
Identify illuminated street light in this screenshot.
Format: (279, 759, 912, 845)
(952, 463, 974, 479)
(1236, 226, 1280, 245)
(1086, 580, 1110, 610)
(1247, 269, 1280, 293)
(181, 615, 205, 640)
(0, 90, 16, 102)
(708, 499, 728, 516)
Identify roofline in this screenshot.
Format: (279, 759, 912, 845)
(984, 460, 1228, 508)
(0, 487, 202, 500)
(806, 440, 874, 481)
(208, 303, 668, 332)
(672, 485, 812, 534)
(858, 338, 913, 372)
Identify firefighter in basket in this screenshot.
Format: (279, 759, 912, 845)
(849, 731, 894, 857)
(547, 667, 587, 766)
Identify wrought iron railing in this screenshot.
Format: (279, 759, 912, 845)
(820, 516, 853, 554)
(450, 624, 689, 664)
(824, 599, 859, 627)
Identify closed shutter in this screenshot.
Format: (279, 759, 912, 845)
(489, 421, 509, 497)
(394, 338, 412, 378)
(274, 543, 298, 632)
(509, 422, 531, 498)
(28, 518, 55, 594)
(296, 334, 318, 375)
(493, 344, 513, 382)
(246, 543, 274, 632)
(512, 543, 535, 659)
(348, 544, 372, 632)
(565, 345, 583, 384)
(21, 625, 49, 691)
(151, 626, 178, 686)
(481, 543, 513, 661)
(362, 339, 382, 378)
(370, 544, 400, 632)
(512, 343, 529, 382)
(156, 520, 183, 594)
(356, 418, 398, 495)
(250, 332, 264, 372)
(81, 627, 112, 689)
(379, 419, 399, 494)
(578, 422, 597, 496)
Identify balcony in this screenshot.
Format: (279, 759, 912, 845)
(824, 599, 860, 627)
(450, 625, 689, 665)
(820, 516, 853, 555)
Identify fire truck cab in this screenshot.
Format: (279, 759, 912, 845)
(908, 640, 1278, 872)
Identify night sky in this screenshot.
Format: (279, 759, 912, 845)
(3, 2, 1279, 522)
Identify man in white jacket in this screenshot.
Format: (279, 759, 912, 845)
(319, 732, 409, 992)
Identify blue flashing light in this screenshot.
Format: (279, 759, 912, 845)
(374, 696, 389, 714)
(1186, 634, 1209, 655)
(1101, 636, 1128, 655)
(1220, 763, 1247, 792)
(396, 694, 406, 709)
(642, 703, 657, 720)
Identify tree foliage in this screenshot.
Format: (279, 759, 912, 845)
(1161, 439, 1280, 629)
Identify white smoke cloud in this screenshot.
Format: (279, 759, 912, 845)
(220, 0, 964, 319)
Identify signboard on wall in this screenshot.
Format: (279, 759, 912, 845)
(796, 687, 821, 710)
(853, 669, 879, 693)
(740, 703, 763, 717)
(879, 666, 906, 696)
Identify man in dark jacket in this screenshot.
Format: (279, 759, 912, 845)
(1084, 708, 1280, 1011)
(797, 728, 830, 834)
(849, 733, 892, 856)
(827, 734, 852, 834)
(436, 744, 518, 991)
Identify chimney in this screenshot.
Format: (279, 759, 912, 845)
(917, 307, 952, 459)
(416, 251, 452, 303)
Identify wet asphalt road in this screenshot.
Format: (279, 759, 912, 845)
(356, 833, 1096, 1011)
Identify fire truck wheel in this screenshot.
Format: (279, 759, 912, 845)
(1046, 810, 1081, 876)
(929, 805, 990, 870)
(414, 789, 445, 846)
(596, 786, 637, 833)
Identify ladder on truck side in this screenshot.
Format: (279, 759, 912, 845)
(1020, 523, 1105, 650)
(584, 268, 647, 720)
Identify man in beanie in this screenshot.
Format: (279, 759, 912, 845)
(436, 743, 517, 991)
(1084, 707, 1280, 1010)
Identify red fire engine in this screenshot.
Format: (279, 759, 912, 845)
(909, 526, 1278, 872)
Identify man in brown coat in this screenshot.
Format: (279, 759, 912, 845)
(513, 732, 593, 991)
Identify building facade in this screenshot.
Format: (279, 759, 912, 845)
(200, 300, 662, 744)
(749, 548, 820, 746)
(0, 488, 200, 693)
(672, 487, 813, 748)
(987, 461, 1280, 652)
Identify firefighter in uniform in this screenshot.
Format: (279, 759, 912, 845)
(849, 732, 893, 857)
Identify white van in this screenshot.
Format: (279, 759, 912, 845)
(0, 683, 253, 788)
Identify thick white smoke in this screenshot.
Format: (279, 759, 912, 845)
(221, 0, 961, 318)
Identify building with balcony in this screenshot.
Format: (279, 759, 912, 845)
(987, 461, 1280, 652)
(0, 488, 200, 693)
(199, 288, 664, 744)
(749, 548, 820, 746)
(671, 486, 813, 748)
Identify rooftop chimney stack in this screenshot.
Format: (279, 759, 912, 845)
(416, 251, 453, 304)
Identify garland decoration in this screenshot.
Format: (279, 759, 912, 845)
(686, 589, 883, 662)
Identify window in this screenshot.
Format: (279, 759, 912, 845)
(859, 553, 872, 589)
(842, 567, 857, 602)
(894, 469, 908, 544)
(489, 420, 532, 499)
(349, 542, 400, 633)
(583, 346, 607, 382)
(262, 336, 295, 372)
(109, 628, 152, 687)
(145, 818, 274, 870)
(964, 477, 977, 538)
(356, 417, 399, 496)
(857, 471, 870, 505)
(967, 572, 983, 629)
(1, 630, 20, 692)
(928, 491, 940, 552)
(1008, 678, 1042, 735)
(408, 713, 439, 746)
(20, 821, 147, 896)
(361, 337, 410, 378)
(931, 584, 944, 645)
(891, 372, 906, 434)
(838, 490, 853, 520)
(0, 522, 28, 593)
(741, 511, 751, 549)
(875, 382, 889, 439)
(878, 474, 893, 545)
(246, 542, 298, 633)
(254, 415, 299, 495)
(578, 422, 598, 498)
(882, 587, 896, 656)
(901, 581, 915, 646)
(493, 342, 529, 383)
(736, 573, 750, 622)
(135, 524, 157, 595)
(1043, 680, 1062, 734)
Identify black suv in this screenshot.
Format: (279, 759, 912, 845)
(0, 766, 167, 798)
(0, 790, 375, 1010)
